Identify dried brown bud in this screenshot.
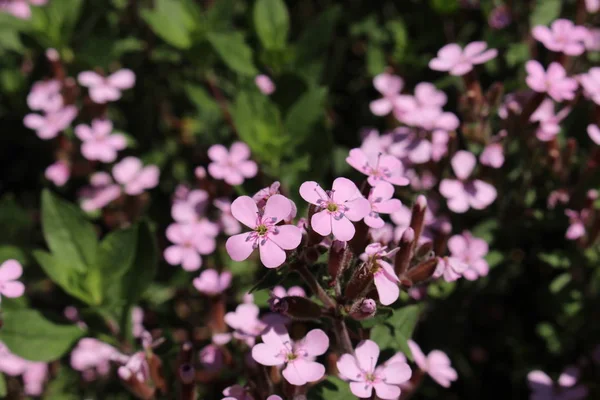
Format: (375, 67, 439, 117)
(344, 262, 374, 301)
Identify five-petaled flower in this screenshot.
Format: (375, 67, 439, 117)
(78, 69, 136, 104)
(208, 142, 258, 186)
(429, 42, 497, 76)
(75, 119, 127, 163)
(252, 325, 329, 386)
(337, 339, 412, 399)
(408, 340, 458, 388)
(364, 182, 402, 229)
(346, 148, 410, 187)
(525, 61, 578, 102)
(299, 178, 371, 241)
(226, 194, 302, 268)
(448, 231, 490, 281)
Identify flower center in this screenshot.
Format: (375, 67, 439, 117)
(286, 353, 298, 361)
(366, 373, 377, 382)
(256, 224, 268, 236)
(327, 203, 339, 212)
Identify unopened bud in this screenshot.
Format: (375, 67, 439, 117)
(409, 196, 428, 252)
(394, 228, 414, 275)
(195, 166, 206, 179)
(348, 219, 370, 256)
(328, 240, 349, 283)
(344, 262, 374, 301)
(415, 241, 434, 260)
(349, 298, 377, 320)
(403, 258, 438, 287)
(270, 296, 322, 320)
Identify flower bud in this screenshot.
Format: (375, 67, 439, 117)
(409, 196, 427, 251)
(349, 219, 370, 256)
(270, 296, 323, 320)
(328, 240, 350, 283)
(394, 228, 414, 275)
(402, 258, 438, 287)
(344, 262, 374, 301)
(349, 298, 377, 320)
(415, 241, 434, 260)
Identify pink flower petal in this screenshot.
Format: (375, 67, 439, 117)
(451, 150, 476, 180)
(349, 381, 373, 398)
(78, 71, 103, 87)
(355, 340, 379, 373)
(337, 354, 362, 380)
(331, 215, 355, 242)
(107, 69, 135, 89)
(373, 382, 401, 399)
(259, 239, 287, 268)
(407, 340, 427, 370)
(231, 196, 259, 229)
(588, 124, 600, 145)
(269, 225, 302, 251)
(299, 181, 328, 205)
(332, 177, 361, 204)
(383, 362, 412, 385)
(311, 210, 332, 237)
(263, 194, 292, 224)
(0, 260, 23, 281)
(226, 233, 255, 262)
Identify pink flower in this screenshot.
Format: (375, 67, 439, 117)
(208, 142, 258, 186)
(78, 69, 136, 104)
(23, 105, 78, 140)
(579, 67, 600, 105)
(588, 124, 600, 145)
(346, 149, 409, 187)
(439, 151, 497, 213)
(360, 243, 400, 305)
(434, 256, 468, 282)
(565, 209, 589, 240)
(528, 368, 588, 400)
(0, 342, 48, 396)
(429, 42, 497, 76)
(226, 194, 302, 268)
(222, 384, 254, 400)
(408, 340, 457, 387)
(193, 269, 232, 296)
(587, 0, 600, 12)
(0, 0, 47, 19)
(70, 338, 118, 380)
(337, 339, 412, 399)
(272, 285, 306, 298)
(529, 99, 571, 141)
(200, 344, 224, 372)
(532, 19, 590, 56)
(45, 160, 70, 186)
(585, 28, 600, 51)
(253, 181, 297, 222)
(255, 74, 275, 95)
(115, 351, 149, 382)
(225, 303, 286, 346)
(370, 223, 395, 245)
(27, 80, 62, 112)
(364, 182, 402, 229)
(0, 260, 25, 300)
(164, 222, 217, 271)
(299, 178, 371, 241)
(113, 156, 160, 195)
(132, 307, 144, 338)
(525, 61, 578, 102)
(389, 129, 450, 164)
(252, 325, 329, 386)
(214, 198, 242, 235)
(172, 189, 209, 223)
(79, 172, 122, 212)
(369, 72, 404, 116)
(448, 231, 489, 280)
(75, 120, 127, 162)
(479, 143, 504, 168)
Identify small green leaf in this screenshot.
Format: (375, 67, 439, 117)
(253, 0, 289, 50)
(249, 265, 289, 293)
(141, 0, 197, 49)
(505, 43, 530, 68)
(283, 87, 327, 148)
(530, 0, 561, 27)
(207, 32, 258, 76)
(0, 373, 5, 397)
(366, 44, 386, 76)
(41, 190, 97, 272)
(33, 250, 91, 304)
(309, 376, 354, 399)
(120, 221, 158, 304)
(550, 273, 571, 293)
(388, 304, 423, 360)
(370, 323, 394, 349)
(360, 306, 393, 329)
(295, 6, 341, 64)
(0, 309, 83, 362)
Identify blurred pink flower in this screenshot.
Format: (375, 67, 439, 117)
(27, 80, 62, 112)
(78, 69, 135, 104)
(253, 181, 297, 222)
(448, 231, 489, 280)
(525, 61, 578, 102)
(479, 143, 504, 168)
(193, 269, 232, 296)
(222, 384, 254, 400)
(587, 0, 600, 12)
(389, 129, 449, 164)
(0, 0, 47, 19)
(565, 209, 589, 240)
(529, 99, 571, 141)
(0, 342, 48, 396)
(214, 198, 242, 235)
(440, 151, 497, 213)
(0, 259, 25, 300)
(208, 142, 258, 186)
(346, 148, 409, 186)
(252, 325, 329, 386)
(299, 178, 371, 241)
(172, 189, 209, 223)
(585, 28, 600, 51)
(364, 182, 402, 229)
(429, 42, 497, 76)
(434, 256, 468, 282)
(370, 223, 395, 245)
(360, 243, 400, 305)
(113, 156, 160, 195)
(408, 340, 457, 387)
(132, 307, 144, 338)
(579, 67, 600, 105)
(532, 19, 589, 56)
(226, 194, 301, 268)
(588, 124, 600, 145)
(23, 105, 77, 140)
(528, 367, 588, 400)
(225, 302, 286, 346)
(45, 160, 70, 186)
(272, 285, 306, 298)
(75, 119, 127, 162)
(337, 339, 411, 399)
(79, 172, 121, 212)
(116, 351, 149, 382)
(369, 72, 404, 116)
(164, 222, 217, 271)
(200, 343, 224, 372)
(255, 74, 275, 95)
(71, 338, 118, 380)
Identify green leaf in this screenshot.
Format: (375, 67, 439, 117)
(550, 273, 571, 293)
(370, 323, 395, 349)
(207, 32, 258, 76)
(0, 194, 32, 244)
(430, 0, 458, 14)
(388, 304, 423, 360)
(33, 250, 91, 304)
(120, 221, 158, 304)
(0, 309, 83, 362)
(530, 0, 561, 26)
(141, 0, 197, 49)
(0, 373, 5, 397)
(253, 0, 289, 50)
(283, 87, 327, 148)
(366, 44, 386, 76)
(41, 190, 97, 272)
(360, 306, 393, 329)
(295, 6, 341, 64)
(309, 376, 354, 399)
(249, 265, 289, 293)
(505, 43, 530, 68)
